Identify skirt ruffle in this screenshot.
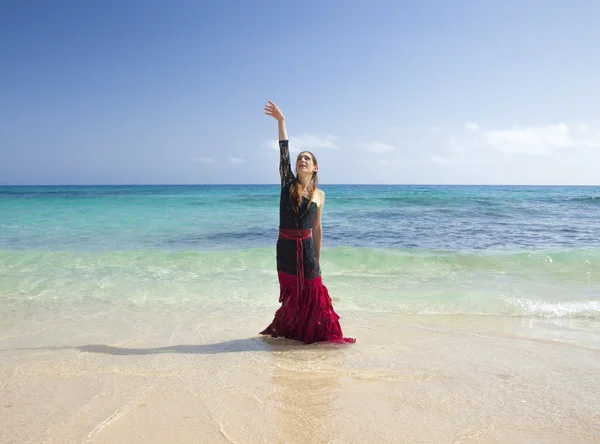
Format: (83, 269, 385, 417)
(260, 271, 356, 344)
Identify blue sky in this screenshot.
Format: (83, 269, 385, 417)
(1, 0, 599, 185)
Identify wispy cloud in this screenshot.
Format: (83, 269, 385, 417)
(574, 122, 600, 146)
(482, 123, 572, 154)
(192, 157, 214, 163)
(366, 141, 396, 153)
(228, 156, 247, 164)
(437, 122, 600, 157)
(431, 155, 453, 165)
(294, 133, 338, 149)
(266, 133, 339, 153)
(387, 126, 403, 133)
(446, 136, 458, 145)
(583, 135, 600, 147)
(443, 135, 467, 156)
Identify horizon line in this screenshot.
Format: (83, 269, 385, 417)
(1, 183, 599, 187)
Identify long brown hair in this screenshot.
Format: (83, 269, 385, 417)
(290, 151, 318, 215)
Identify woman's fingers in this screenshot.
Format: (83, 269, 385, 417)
(264, 101, 283, 119)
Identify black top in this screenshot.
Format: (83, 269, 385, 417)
(277, 140, 320, 279)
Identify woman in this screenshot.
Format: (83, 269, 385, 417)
(260, 101, 355, 344)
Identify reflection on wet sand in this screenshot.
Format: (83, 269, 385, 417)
(267, 343, 347, 444)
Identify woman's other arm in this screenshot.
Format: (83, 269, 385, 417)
(312, 190, 325, 263)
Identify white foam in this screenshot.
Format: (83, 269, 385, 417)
(505, 297, 600, 318)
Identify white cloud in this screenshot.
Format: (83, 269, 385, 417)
(583, 134, 600, 147)
(266, 133, 339, 153)
(443, 136, 467, 155)
(366, 141, 396, 154)
(228, 156, 247, 164)
(430, 123, 600, 165)
(294, 133, 338, 150)
(266, 139, 281, 151)
(431, 155, 452, 165)
(446, 136, 458, 145)
(431, 126, 440, 133)
(192, 157, 214, 163)
(574, 123, 600, 146)
(377, 159, 398, 166)
(482, 123, 572, 155)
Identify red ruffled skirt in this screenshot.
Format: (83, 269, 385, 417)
(260, 271, 356, 344)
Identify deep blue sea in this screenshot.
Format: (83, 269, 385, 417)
(1, 185, 599, 318)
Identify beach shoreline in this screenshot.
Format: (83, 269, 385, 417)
(2, 305, 598, 444)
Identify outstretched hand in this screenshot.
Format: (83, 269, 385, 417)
(264, 101, 285, 122)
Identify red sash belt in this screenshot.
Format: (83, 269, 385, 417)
(278, 228, 311, 295)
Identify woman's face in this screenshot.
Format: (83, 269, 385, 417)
(296, 152, 318, 176)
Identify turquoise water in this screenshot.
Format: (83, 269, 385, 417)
(1, 185, 599, 318)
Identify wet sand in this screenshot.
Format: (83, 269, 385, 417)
(1, 303, 599, 443)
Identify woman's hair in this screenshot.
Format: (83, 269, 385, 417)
(290, 151, 318, 215)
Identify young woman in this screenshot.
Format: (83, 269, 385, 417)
(260, 101, 355, 344)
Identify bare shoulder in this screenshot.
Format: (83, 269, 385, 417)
(315, 188, 325, 207)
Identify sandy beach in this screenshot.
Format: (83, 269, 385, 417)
(1, 300, 598, 444)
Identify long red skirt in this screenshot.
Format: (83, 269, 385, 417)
(260, 271, 356, 344)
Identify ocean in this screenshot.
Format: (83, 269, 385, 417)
(1, 184, 599, 443)
(1, 184, 599, 318)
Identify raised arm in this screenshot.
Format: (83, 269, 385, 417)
(265, 101, 294, 186)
